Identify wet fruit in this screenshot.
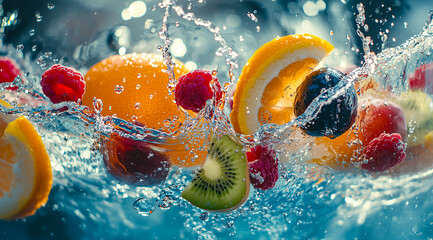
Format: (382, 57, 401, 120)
(0, 100, 52, 220)
(0, 57, 21, 90)
(360, 133, 406, 172)
(181, 135, 250, 211)
(230, 34, 334, 135)
(394, 90, 433, 147)
(101, 134, 171, 186)
(311, 97, 407, 168)
(408, 63, 433, 95)
(357, 98, 407, 145)
(294, 68, 358, 138)
(83, 53, 207, 167)
(246, 145, 279, 190)
(175, 69, 222, 113)
(41, 64, 86, 104)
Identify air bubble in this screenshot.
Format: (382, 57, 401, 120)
(35, 11, 43, 22)
(16, 44, 24, 51)
(47, 2, 55, 10)
(133, 198, 156, 217)
(199, 212, 209, 221)
(114, 85, 124, 94)
(157, 195, 175, 210)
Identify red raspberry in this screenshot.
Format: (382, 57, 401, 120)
(246, 145, 279, 190)
(174, 69, 222, 113)
(409, 63, 433, 95)
(41, 64, 85, 104)
(0, 56, 22, 90)
(361, 133, 406, 172)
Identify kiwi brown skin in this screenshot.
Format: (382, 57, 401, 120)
(181, 135, 250, 212)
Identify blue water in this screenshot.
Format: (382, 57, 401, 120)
(1, 0, 433, 239)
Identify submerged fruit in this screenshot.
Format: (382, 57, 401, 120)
(395, 90, 433, 147)
(230, 33, 334, 135)
(311, 97, 407, 168)
(83, 53, 207, 167)
(360, 133, 406, 172)
(101, 135, 171, 186)
(246, 145, 279, 190)
(408, 63, 433, 95)
(294, 68, 358, 138)
(181, 135, 250, 211)
(0, 100, 52, 220)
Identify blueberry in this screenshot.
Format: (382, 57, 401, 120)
(293, 68, 358, 138)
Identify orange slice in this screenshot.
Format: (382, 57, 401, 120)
(0, 101, 52, 220)
(230, 34, 334, 135)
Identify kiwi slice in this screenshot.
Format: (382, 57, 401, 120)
(181, 135, 250, 211)
(395, 90, 433, 147)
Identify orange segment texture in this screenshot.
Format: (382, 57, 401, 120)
(230, 34, 334, 135)
(0, 116, 52, 220)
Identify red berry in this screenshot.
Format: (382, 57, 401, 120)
(41, 64, 85, 104)
(174, 69, 222, 113)
(246, 145, 279, 190)
(0, 56, 22, 90)
(358, 98, 407, 145)
(361, 133, 406, 172)
(101, 135, 171, 186)
(409, 63, 433, 95)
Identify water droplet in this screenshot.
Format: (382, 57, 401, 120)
(149, 94, 153, 99)
(247, 12, 258, 22)
(330, 30, 334, 35)
(136, 84, 141, 89)
(404, 22, 408, 28)
(32, 45, 37, 52)
(133, 198, 156, 217)
(200, 212, 209, 221)
(256, 26, 260, 32)
(135, 102, 141, 109)
(35, 11, 43, 22)
(93, 98, 103, 113)
(29, 29, 35, 36)
(47, 2, 55, 10)
(16, 44, 24, 51)
(157, 195, 175, 210)
(225, 220, 234, 228)
(114, 85, 124, 94)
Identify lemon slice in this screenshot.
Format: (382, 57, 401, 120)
(0, 100, 52, 220)
(230, 34, 334, 135)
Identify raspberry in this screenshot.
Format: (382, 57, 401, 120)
(361, 133, 406, 172)
(408, 63, 433, 95)
(0, 56, 22, 90)
(174, 69, 222, 113)
(41, 64, 86, 104)
(246, 145, 279, 190)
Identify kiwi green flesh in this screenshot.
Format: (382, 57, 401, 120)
(181, 135, 250, 211)
(395, 90, 433, 147)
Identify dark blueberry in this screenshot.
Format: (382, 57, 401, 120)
(293, 68, 358, 138)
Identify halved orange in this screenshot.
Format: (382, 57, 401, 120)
(230, 34, 334, 135)
(0, 100, 52, 220)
